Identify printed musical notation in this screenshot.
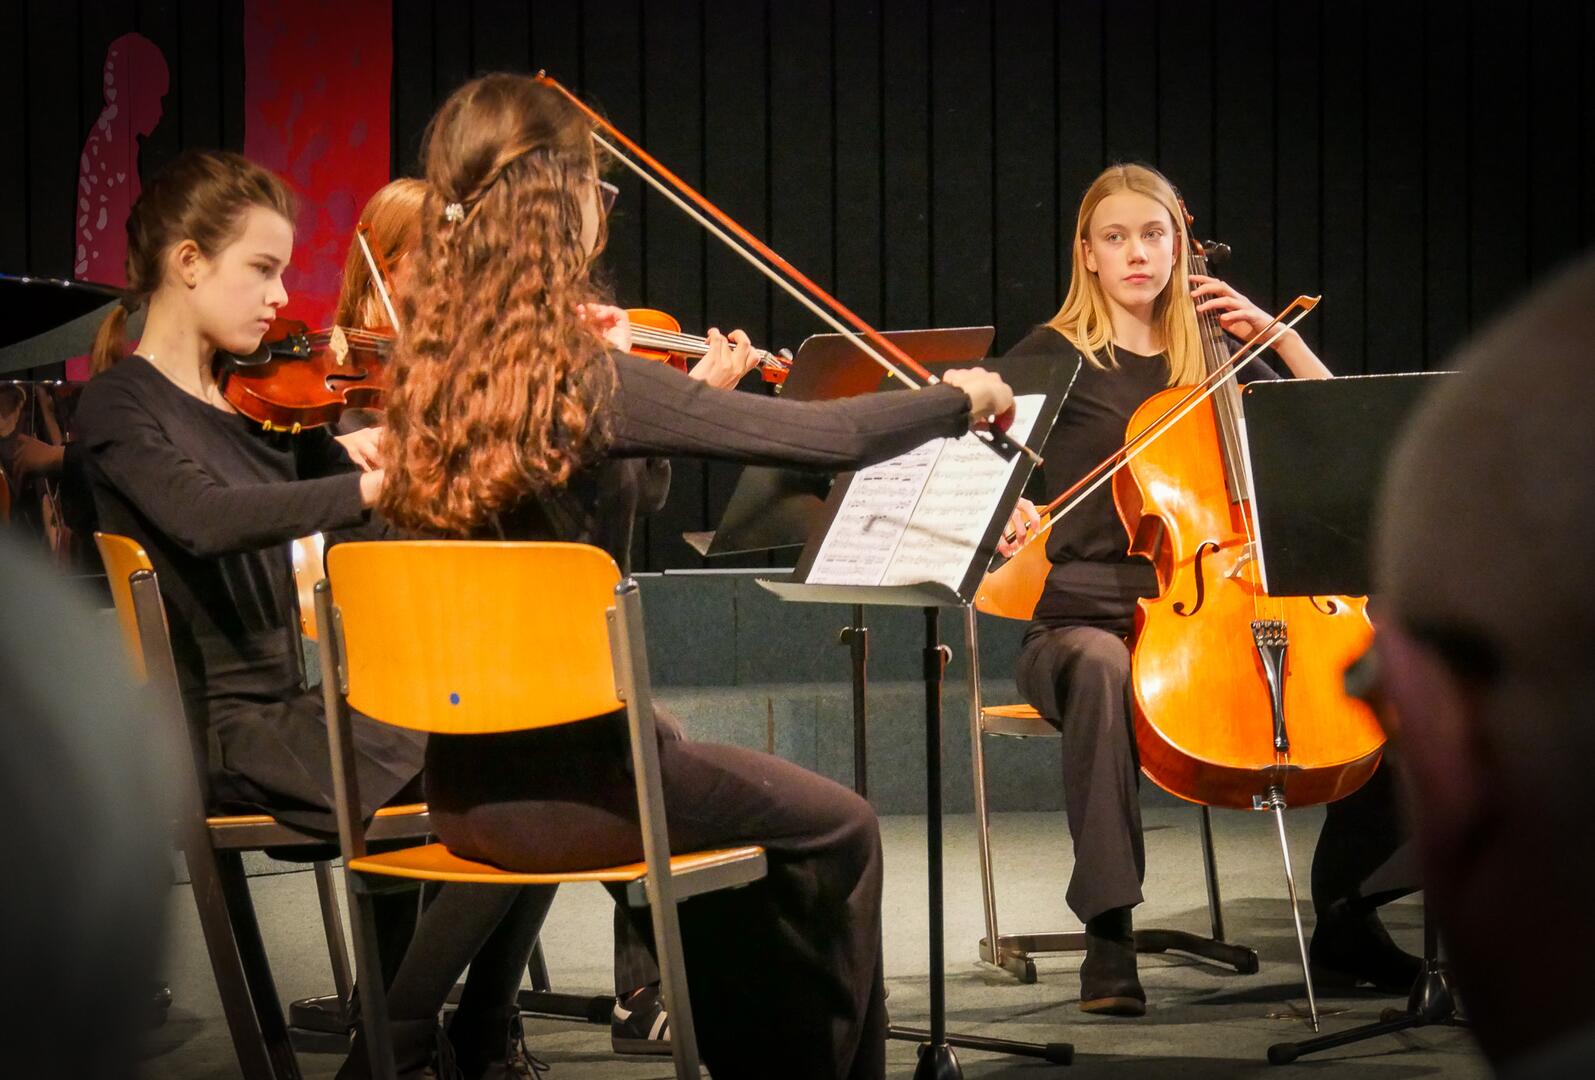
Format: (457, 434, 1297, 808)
(807, 395, 1044, 591)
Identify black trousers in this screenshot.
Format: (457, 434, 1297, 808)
(426, 709, 887, 1080)
(1015, 620, 1415, 926)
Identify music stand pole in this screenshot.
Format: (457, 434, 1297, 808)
(1267, 895, 1464, 1064)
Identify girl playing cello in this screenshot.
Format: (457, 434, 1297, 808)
(999, 163, 1413, 1015)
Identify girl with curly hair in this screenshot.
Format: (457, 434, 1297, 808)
(371, 73, 1014, 1080)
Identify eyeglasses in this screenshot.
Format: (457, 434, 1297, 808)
(598, 179, 619, 216)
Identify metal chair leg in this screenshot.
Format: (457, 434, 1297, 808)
(286, 861, 362, 1052)
(183, 842, 291, 1080)
(1199, 805, 1228, 941)
(348, 873, 398, 1080)
(313, 859, 355, 1003)
(966, 607, 1030, 981)
(214, 850, 304, 1079)
(1263, 785, 1320, 1032)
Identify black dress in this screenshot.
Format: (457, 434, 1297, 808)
(425, 353, 973, 1080)
(75, 355, 425, 835)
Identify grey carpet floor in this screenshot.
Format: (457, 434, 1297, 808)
(143, 805, 1484, 1078)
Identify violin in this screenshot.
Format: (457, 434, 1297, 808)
(217, 317, 392, 433)
(625, 307, 792, 385)
(215, 219, 408, 433)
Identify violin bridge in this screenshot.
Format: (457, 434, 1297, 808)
(329, 324, 350, 367)
(1252, 619, 1289, 753)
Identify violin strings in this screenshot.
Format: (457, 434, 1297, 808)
(627, 327, 788, 369)
(1191, 252, 1269, 623)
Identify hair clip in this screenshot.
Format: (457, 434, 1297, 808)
(443, 202, 466, 224)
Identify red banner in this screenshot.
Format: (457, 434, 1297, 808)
(243, 0, 392, 325)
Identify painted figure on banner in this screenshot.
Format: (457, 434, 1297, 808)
(68, 32, 169, 380)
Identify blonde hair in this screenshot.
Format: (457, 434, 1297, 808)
(333, 178, 426, 330)
(1047, 163, 1203, 387)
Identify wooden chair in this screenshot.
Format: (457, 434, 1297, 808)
(95, 532, 431, 1080)
(317, 540, 768, 1080)
(291, 531, 612, 1031)
(964, 520, 1258, 983)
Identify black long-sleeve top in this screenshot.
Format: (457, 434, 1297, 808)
(482, 353, 975, 563)
(426, 352, 974, 810)
(1004, 326, 1277, 629)
(77, 350, 971, 812)
(76, 356, 370, 714)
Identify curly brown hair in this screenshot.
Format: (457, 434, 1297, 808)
(379, 74, 615, 536)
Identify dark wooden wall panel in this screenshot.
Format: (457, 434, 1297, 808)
(637, 0, 708, 571)
(993, 0, 1057, 351)
(1212, 1, 1274, 314)
(1319, 0, 1367, 374)
(929, 0, 992, 330)
(832, 2, 884, 325)
(10, 1, 1592, 569)
(1273, 0, 1322, 356)
(1055, 1, 1105, 299)
(1364, 1, 1425, 375)
(0, 2, 28, 271)
(881, 0, 932, 331)
(1156, 0, 1213, 236)
(1423, 0, 1471, 363)
(1469, 0, 1529, 332)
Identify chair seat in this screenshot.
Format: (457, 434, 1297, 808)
(349, 843, 768, 906)
(980, 702, 1060, 739)
(206, 802, 431, 849)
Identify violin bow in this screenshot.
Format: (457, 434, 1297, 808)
(356, 222, 404, 334)
(534, 72, 1038, 466)
(996, 296, 1320, 553)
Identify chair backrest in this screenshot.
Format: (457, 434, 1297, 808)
(324, 540, 626, 735)
(974, 513, 1052, 622)
(95, 530, 153, 682)
(290, 533, 326, 640)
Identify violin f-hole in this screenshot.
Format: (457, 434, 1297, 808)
(1172, 540, 1221, 616)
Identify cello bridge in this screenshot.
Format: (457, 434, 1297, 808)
(1225, 542, 1257, 580)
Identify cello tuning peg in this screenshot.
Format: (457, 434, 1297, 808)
(1203, 241, 1232, 267)
(778, 348, 793, 361)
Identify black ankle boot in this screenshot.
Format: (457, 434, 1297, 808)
(449, 1005, 548, 1080)
(336, 1017, 452, 1080)
(1309, 906, 1423, 995)
(1080, 906, 1146, 1017)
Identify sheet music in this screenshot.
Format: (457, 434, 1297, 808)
(807, 394, 1045, 590)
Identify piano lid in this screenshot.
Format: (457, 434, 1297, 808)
(0, 274, 135, 375)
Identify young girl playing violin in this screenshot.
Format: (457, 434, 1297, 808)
(329, 175, 767, 1061)
(999, 162, 1414, 1015)
(74, 151, 570, 1078)
(371, 73, 1013, 1080)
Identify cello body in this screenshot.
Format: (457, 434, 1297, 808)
(1115, 385, 1384, 811)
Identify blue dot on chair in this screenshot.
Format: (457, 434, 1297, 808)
(449, 692, 460, 706)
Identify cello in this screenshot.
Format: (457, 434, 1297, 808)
(1114, 211, 1386, 1027)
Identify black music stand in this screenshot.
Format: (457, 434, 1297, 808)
(701, 326, 996, 559)
(695, 327, 995, 800)
(760, 353, 1076, 1077)
(1240, 373, 1468, 1064)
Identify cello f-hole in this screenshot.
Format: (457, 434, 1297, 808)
(1310, 597, 1340, 615)
(1172, 540, 1221, 617)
